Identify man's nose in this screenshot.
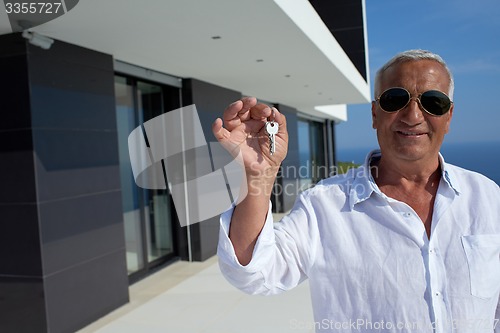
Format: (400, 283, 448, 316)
(399, 98, 425, 125)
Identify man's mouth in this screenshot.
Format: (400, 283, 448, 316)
(396, 130, 427, 137)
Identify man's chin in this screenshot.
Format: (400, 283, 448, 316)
(393, 148, 438, 163)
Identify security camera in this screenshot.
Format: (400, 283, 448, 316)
(22, 31, 54, 50)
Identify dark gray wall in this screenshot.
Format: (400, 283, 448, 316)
(0, 33, 129, 333)
(182, 78, 241, 261)
(309, 0, 367, 81)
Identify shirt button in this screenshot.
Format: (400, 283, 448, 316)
(434, 292, 441, 296)
(403, 212, 412, 218)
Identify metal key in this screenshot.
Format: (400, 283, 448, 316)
(265, 121, 279, 155)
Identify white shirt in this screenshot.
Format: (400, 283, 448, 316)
(218, 151, 500, 332)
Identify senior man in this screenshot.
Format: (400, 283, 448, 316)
(212, 50, 500, 332)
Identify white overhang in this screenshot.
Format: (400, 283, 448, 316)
(314, 104, 347, 123)
(0, 0, 370, 119)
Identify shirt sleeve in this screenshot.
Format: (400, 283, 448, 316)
(217, 193, 319, 296)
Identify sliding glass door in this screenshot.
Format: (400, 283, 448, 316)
(136, 82, 174, 264)
(114, 76, 179, 279)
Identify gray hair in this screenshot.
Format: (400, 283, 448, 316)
(374, 49, 454, 99)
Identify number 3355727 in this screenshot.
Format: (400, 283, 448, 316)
(5, 3, 63, 14)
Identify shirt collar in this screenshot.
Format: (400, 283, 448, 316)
(438, 152, 461, 195)
(348, 149, 380, 209)
(348, 149, 460, 210)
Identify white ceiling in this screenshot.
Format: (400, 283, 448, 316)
(0, 0, 371, 119)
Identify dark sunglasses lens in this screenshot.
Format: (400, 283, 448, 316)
(421, 90, 451, 115)
(379, 88, 409, 112)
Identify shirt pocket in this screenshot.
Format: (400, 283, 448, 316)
(461, 234, 500, 299)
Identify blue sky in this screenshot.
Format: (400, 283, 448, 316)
(336, 0, 500, 150)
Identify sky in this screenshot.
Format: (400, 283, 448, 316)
(336, 0, 500, 150)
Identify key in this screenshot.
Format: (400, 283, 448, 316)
(265, 121, 279, 155)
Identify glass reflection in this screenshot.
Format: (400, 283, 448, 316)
(115, 76, 145, 273)
(136, 81, 174, 263)
(298, 118, 327, 189)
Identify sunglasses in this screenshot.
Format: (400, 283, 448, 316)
(375, 87, 453, 116)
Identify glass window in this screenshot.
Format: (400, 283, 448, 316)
(310, 121, 326, 183)
(297, 118, 327, 189)
(115, 76, 145, 274)
(114, 76, 178, 277)
(298, 119, 312, 190)
(136, 81, 174, 263)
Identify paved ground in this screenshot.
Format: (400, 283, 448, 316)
(77, 215, 315, 333)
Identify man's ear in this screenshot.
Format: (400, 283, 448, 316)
(371, 101, 377, 129)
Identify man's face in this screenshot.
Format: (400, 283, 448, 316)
(371, 60, 454, 164)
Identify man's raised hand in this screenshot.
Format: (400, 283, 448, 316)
(212, 97, 288, 177)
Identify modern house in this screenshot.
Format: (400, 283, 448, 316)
(0, 1, 370, 332)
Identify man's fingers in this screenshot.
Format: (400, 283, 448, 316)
(218, 97, 284, 139)
(240, 96, 258, 112)
(222, 100, 243, 121)
(212, 118, 228, 141)
(212, 118, 243, 159)
(222, 97, 258, 130)
(213, 118, 244, 145)
(223, 97, 258, 120)
(249, 103, 272, 121)
(272, 107, 287, 133)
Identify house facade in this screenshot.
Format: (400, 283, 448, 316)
(0, 1, 370, 332)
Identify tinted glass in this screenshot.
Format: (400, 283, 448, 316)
(421, 90, 451, 115)
(379, 88, 409, 112)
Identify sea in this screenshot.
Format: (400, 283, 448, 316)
(337, 141, 500, 186)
